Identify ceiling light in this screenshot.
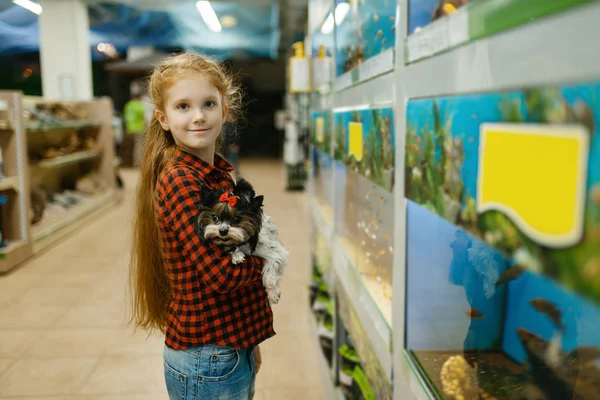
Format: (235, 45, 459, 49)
(196, 1, 222, 33)
(97, 43, 106, 52)
(334, 2, 350, 25)
(12, 0, 42, 15)
(320, 2, 349, 34)
(220, 15, 237, 28)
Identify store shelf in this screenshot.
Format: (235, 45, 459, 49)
(332, 72, 394, 109)
(32, 190, 117, 253)
(0, 240, 30, 273)
(34, 150, 101, 168)
(308, 306, 341, 400)
(334, 49, 395, 92)
(332, 239, 392, 381)
(400, 1, 600, 99)
(0, 176, 19, 192)
(26, 120, 100, 132)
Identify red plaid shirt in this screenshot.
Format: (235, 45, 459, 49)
(155, 149, 275, 350)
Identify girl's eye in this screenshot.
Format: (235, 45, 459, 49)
(177, 103, 189, 110)
(232, 216, 241, 224)
(212, 214, 219, 222)
(205, 101, 216, 108)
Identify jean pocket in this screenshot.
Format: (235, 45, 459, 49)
(199, 347, 241, 382)
(164, 360, 187, 400)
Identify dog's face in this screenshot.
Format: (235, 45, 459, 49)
(196, 178, 264, 247)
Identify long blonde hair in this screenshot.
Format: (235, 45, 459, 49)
(129, 52, 242, 333)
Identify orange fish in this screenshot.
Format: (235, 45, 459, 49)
(466, 308, 484, 319)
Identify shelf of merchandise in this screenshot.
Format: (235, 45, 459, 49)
(22, 96, 118, 257)
(0, 176, 19, 192)
(308, 307, 346, 400)
(34, 149, 101, 168)
(0, 91, 33, 273)
(26, 120, 100, 132)
(32, 189, 117, 253)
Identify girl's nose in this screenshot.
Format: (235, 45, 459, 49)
(194, 110, 206, 123)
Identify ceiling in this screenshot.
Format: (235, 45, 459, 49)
(0, 0, 309, 59)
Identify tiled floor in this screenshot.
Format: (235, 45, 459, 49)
(0, 160, 326, 399)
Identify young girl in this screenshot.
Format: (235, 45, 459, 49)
(129, 52, 275, 400)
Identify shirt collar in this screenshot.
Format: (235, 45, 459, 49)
(174, 149, 234, 175)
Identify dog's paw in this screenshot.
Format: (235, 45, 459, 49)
(267, 287, 281, 304)
(231, 249, 246, 264)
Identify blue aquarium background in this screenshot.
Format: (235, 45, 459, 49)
(404, 82, 600, 398)
(334, 0, 396, 76)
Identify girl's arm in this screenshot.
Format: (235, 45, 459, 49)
(158, 168, 264, 293)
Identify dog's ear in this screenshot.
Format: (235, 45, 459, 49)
(251, 195, 264, 210)
(233, 177, 256, 202)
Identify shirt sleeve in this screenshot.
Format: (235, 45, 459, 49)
(158, 167, 264, 293)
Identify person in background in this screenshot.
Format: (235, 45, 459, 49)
(124, 92, 146, 167)
(222, 121, 240, 178)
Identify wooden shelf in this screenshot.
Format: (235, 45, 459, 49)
(26, 120, 100, 132)
(0, 176, 19, 192)
(32, 190, 117, 254)
(0, 240, 30, 273)
(33, 149, 101, 168)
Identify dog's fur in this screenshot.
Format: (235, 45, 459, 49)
(196, 178, 289, 304)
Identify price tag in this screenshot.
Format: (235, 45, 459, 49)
(448, 7, 469, 47)
(360, 49, 394, 81)
(428, 18, 450, 55)
(335, 72, 353, 91)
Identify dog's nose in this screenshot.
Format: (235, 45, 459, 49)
(219, 228, 229, 236)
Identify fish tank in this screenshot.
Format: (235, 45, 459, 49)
(334, 0, 397, 77)
(408, 0, 472, 35)
(334, 107, 395, 325)
(310, 110, 335, 226)
(404, 82, 600, 399)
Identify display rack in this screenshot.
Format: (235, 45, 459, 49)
(23, 96, 118, 255)
(304, 0, 600, 399)
(0, 91, 32, 273)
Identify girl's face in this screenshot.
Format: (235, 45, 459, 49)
(155, 73, 227, 160)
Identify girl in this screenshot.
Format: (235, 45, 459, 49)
(129, 52, 275, 400)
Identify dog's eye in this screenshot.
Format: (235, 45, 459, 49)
(232, 216, 241, 224)
(212, 214, 219, 222)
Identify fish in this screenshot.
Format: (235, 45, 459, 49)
(465, 308, 484, 319)
(373, 13, 379, 22)
(376, 29, 383, 39)
(517, 328, 578, 400)
(565, 346, 600, 366)
(530, 298, 564, 331)
(495, 264, 526, 286)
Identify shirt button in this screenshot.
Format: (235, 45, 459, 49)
(212, 355, 217, 360)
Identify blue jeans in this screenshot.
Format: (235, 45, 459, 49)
(163, 344, 256, 400)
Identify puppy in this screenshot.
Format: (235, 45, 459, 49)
(196, 178, 289, 304)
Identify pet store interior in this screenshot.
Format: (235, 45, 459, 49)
(0, 0, 599, 399)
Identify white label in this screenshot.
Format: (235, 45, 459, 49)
(289, 58, 311, 93)
(448, 7, 469, 47)
(359, 49, 394, 81)
(0, 100, 7, 111)
(429, 18, 450, 54)
(335, 72, 353, 91)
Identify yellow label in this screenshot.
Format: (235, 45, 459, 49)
(477, 123, 589, 248)
(348, 122, 364, 161)
(316, 117, 324, 143)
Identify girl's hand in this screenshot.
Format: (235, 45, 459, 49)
(254, 345, 262, 374)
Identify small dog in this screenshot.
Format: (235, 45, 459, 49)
(196, 178, 289, 304)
